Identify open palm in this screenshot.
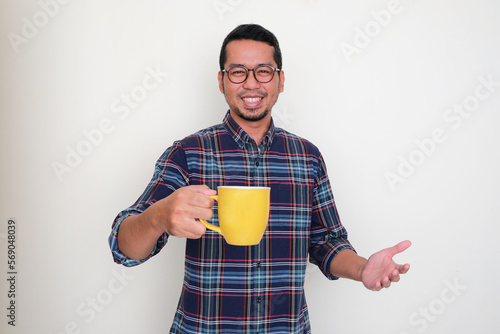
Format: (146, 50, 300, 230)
(361, 240, 411, 291)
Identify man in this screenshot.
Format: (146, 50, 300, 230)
(109, 24, 411, 333)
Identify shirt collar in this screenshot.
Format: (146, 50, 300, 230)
(222, 111, 275, 150)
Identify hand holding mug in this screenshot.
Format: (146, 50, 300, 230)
(199, 186, 270, 246)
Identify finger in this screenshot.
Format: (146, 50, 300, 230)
(382, 277, 391, 289)
(390, 270, 400, 283)
(188, 185, 217, 196)
(173, 218, 207, 239)
(193, 207, 214, 221)
(397, 263, 411, 274)
(388, 264, 409, 278)
(387, 240, 412, 257)
(186, 219, 207, 239)
(190, 192, 215, 209)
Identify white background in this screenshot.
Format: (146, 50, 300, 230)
(1, 0, 499, 333)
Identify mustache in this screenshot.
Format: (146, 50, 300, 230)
(237, 90, 268, 98)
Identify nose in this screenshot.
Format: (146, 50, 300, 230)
(242, 69, 261, 89)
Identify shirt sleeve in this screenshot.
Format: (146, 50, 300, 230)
(308, 154, 355, 280)
(108, 143, 189, 267)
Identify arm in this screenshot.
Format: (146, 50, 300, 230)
(117, 185, 216, 261)
(330, 240, 411, 291)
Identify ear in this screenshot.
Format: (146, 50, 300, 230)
(278, 70, 285, 93)
(218, 71, 224, 93)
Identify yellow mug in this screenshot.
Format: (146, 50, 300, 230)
(199, 186, 270, 246)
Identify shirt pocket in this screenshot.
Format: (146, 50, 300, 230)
(269, 182, 312, 233)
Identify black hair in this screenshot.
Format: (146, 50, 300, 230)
(219, 24, 283, 70)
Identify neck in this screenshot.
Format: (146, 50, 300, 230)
(230, 110, 271, 145)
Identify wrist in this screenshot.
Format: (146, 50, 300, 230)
(142, 202, 166, 236)
(330, 249, 367, 281)
(356, 259, 368, 282)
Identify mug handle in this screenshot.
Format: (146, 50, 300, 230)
(198, 195, 222, 235)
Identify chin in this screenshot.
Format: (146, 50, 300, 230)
(235, 108, 270, 122)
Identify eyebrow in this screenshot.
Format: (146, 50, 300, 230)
(227, 63, 274, 68)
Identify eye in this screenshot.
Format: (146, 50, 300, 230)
(256, 67, 272, 75)
(229, 68, 246, 76)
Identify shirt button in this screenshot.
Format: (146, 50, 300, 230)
(256, 297, 261, 303)
(255, 161, 260, 167)
(256, 262, 261, 268)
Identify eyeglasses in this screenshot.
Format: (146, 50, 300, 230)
(222, 65, 281, 84)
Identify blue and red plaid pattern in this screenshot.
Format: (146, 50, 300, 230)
(109, 112, 354, 333)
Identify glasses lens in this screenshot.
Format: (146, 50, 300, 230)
(254, 66, 275, 83)
(228, 66, 247, 83)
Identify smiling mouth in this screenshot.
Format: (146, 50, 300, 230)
(242, 97, 263, 103)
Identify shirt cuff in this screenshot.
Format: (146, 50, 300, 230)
(310, 237, 355, 280)
(321, 241, 356, 280)
(108, 212, 167, 267)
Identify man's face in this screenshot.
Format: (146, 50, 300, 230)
(218, 39, 284, 124)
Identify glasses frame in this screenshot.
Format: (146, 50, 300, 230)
(222, 64, 281, 84)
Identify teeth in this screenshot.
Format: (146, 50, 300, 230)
(243, 97, 262, 103)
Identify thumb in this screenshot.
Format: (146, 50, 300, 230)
(387, 240, 412, 257)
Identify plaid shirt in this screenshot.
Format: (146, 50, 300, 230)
(109, 112, 354, 333)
